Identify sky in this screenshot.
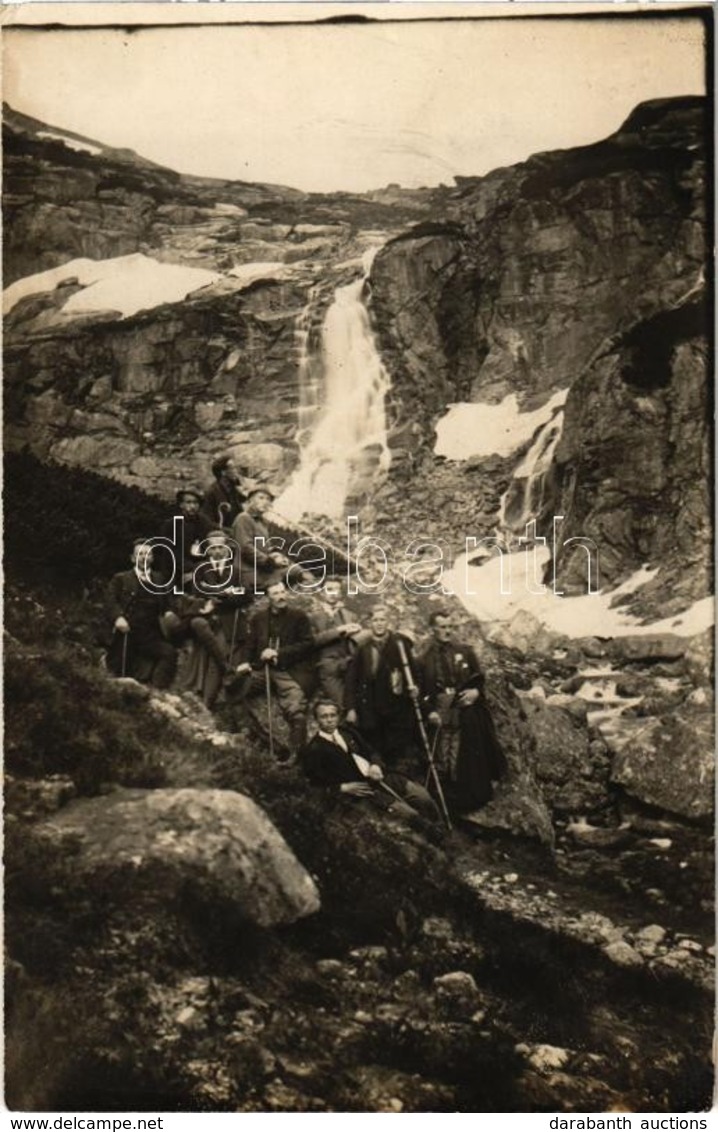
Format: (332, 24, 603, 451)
(2, 13, 707, 192)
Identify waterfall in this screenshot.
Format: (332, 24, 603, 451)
(273, 246, 391, 522)
(497, 403, 565, 533)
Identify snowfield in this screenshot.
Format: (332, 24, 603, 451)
(434, 389, 569, 461)
(4, 254, 223, 320)
(37, 131, 103, 156)
(444, 548, 714, 639)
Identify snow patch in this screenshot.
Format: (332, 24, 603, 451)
(435, 389, 568, 461)
(228, 262, 291, 287)
(444, 548, 714, 640)
(37, 130, 102, 156)
(4, 254, 221, 320)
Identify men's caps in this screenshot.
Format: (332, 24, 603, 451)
(206, 529, 229, 545)
(176, 486, 202, 504)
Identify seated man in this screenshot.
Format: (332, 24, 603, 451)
(309, 577, 367, 710)
(106, 539, 177, 688)
(231, 484, 290, 595)
(160, 487, 214, 584)
(418, 609, 507, 813)
(232, 580, 315, 756)
(193, 529, 252, 668)
(200, 455, 249, 531)
(300, 700, 439, 823)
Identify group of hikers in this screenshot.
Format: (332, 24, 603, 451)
(106, 456, 507, 827)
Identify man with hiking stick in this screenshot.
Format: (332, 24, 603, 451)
(230, 580, 314, 759)
(106, 539, 177, 688)
(300, 701, 440, 826)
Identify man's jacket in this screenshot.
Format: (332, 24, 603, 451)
(344, 632, 417, 726)
(300, 724, 380, 787)
(417, 640, 485, 712)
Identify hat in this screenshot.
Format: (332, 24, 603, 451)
(211, 455, 233, 479)
(176, 487, 202, 505)
(245, 480, 275, 500)
(206, 529, 229, 545)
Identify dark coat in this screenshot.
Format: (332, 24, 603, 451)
(300, 724, 380, 787)
(243, 604, 315, 692)
(106, 569, 169, 639)
(105, 569, 176, 683)
(344, 632, 417, 730)
(200, 479, 247, 530)
(418, 639, 507, 809)
(159, 512, 214, 574)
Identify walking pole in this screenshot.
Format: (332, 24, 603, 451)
(264, 633, 279, 760)
(228, 607, 240, 666)
(396, 639, 452, 830)
(264, 663, 275, 759)
(120, 630, 129, 678)
(425, 723, 442, 790)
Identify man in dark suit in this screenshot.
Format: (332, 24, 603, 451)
(232, 580, 314, 754)
(344, 604, 421, 767)
(418, 609, 507, 813)
(192, 529, 252, 668)
(106, 539, 177, 688)
(300, 700, 438, 822)
(309, 577, 367, 709)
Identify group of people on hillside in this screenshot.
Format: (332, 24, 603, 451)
(105, 456, 507, 825)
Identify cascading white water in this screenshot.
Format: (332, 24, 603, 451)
(497, 402, 565, 533)
(273, 247, 391, 522)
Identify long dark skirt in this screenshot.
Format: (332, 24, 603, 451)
(453, 702, 508, 812)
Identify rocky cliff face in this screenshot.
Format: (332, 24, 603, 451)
(367, 96, 709, 610)
(370, 97, 706, 416)
(3, 104, 435, 496)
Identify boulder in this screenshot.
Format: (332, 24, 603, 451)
(36, 787, 320, 927)
(605, 711, 713, 819)
(608, 635, 687, 664)
(521, 699, 604, 814)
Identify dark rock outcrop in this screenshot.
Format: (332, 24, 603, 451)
(551, 295, 711, 603)
(370, 96, 706, 421)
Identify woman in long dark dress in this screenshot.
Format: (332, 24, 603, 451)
(418, 611, 507, 813)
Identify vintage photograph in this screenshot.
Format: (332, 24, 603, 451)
(2, 2, 713, 1114)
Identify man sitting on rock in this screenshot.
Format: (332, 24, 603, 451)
(201, 454, 249, 531)
(232, 580, 315, 757)
(106, 539, 177, 688)
(300, 700, 439, 824)
(160, 486, 214, 585)
(193, 529, 251, 669)
(231, 483, 291, 596)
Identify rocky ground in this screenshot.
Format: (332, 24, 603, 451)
(4, 574, 714, 1113)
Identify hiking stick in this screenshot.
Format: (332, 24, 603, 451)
(229, 607, 240, 665)
(396, 639, 452, 830)
(264, 663, 275, 760)
(120, 630, 129, 678)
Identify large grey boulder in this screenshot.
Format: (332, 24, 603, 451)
(38, 787, 320, 927)
(604, 710, 713, 820)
